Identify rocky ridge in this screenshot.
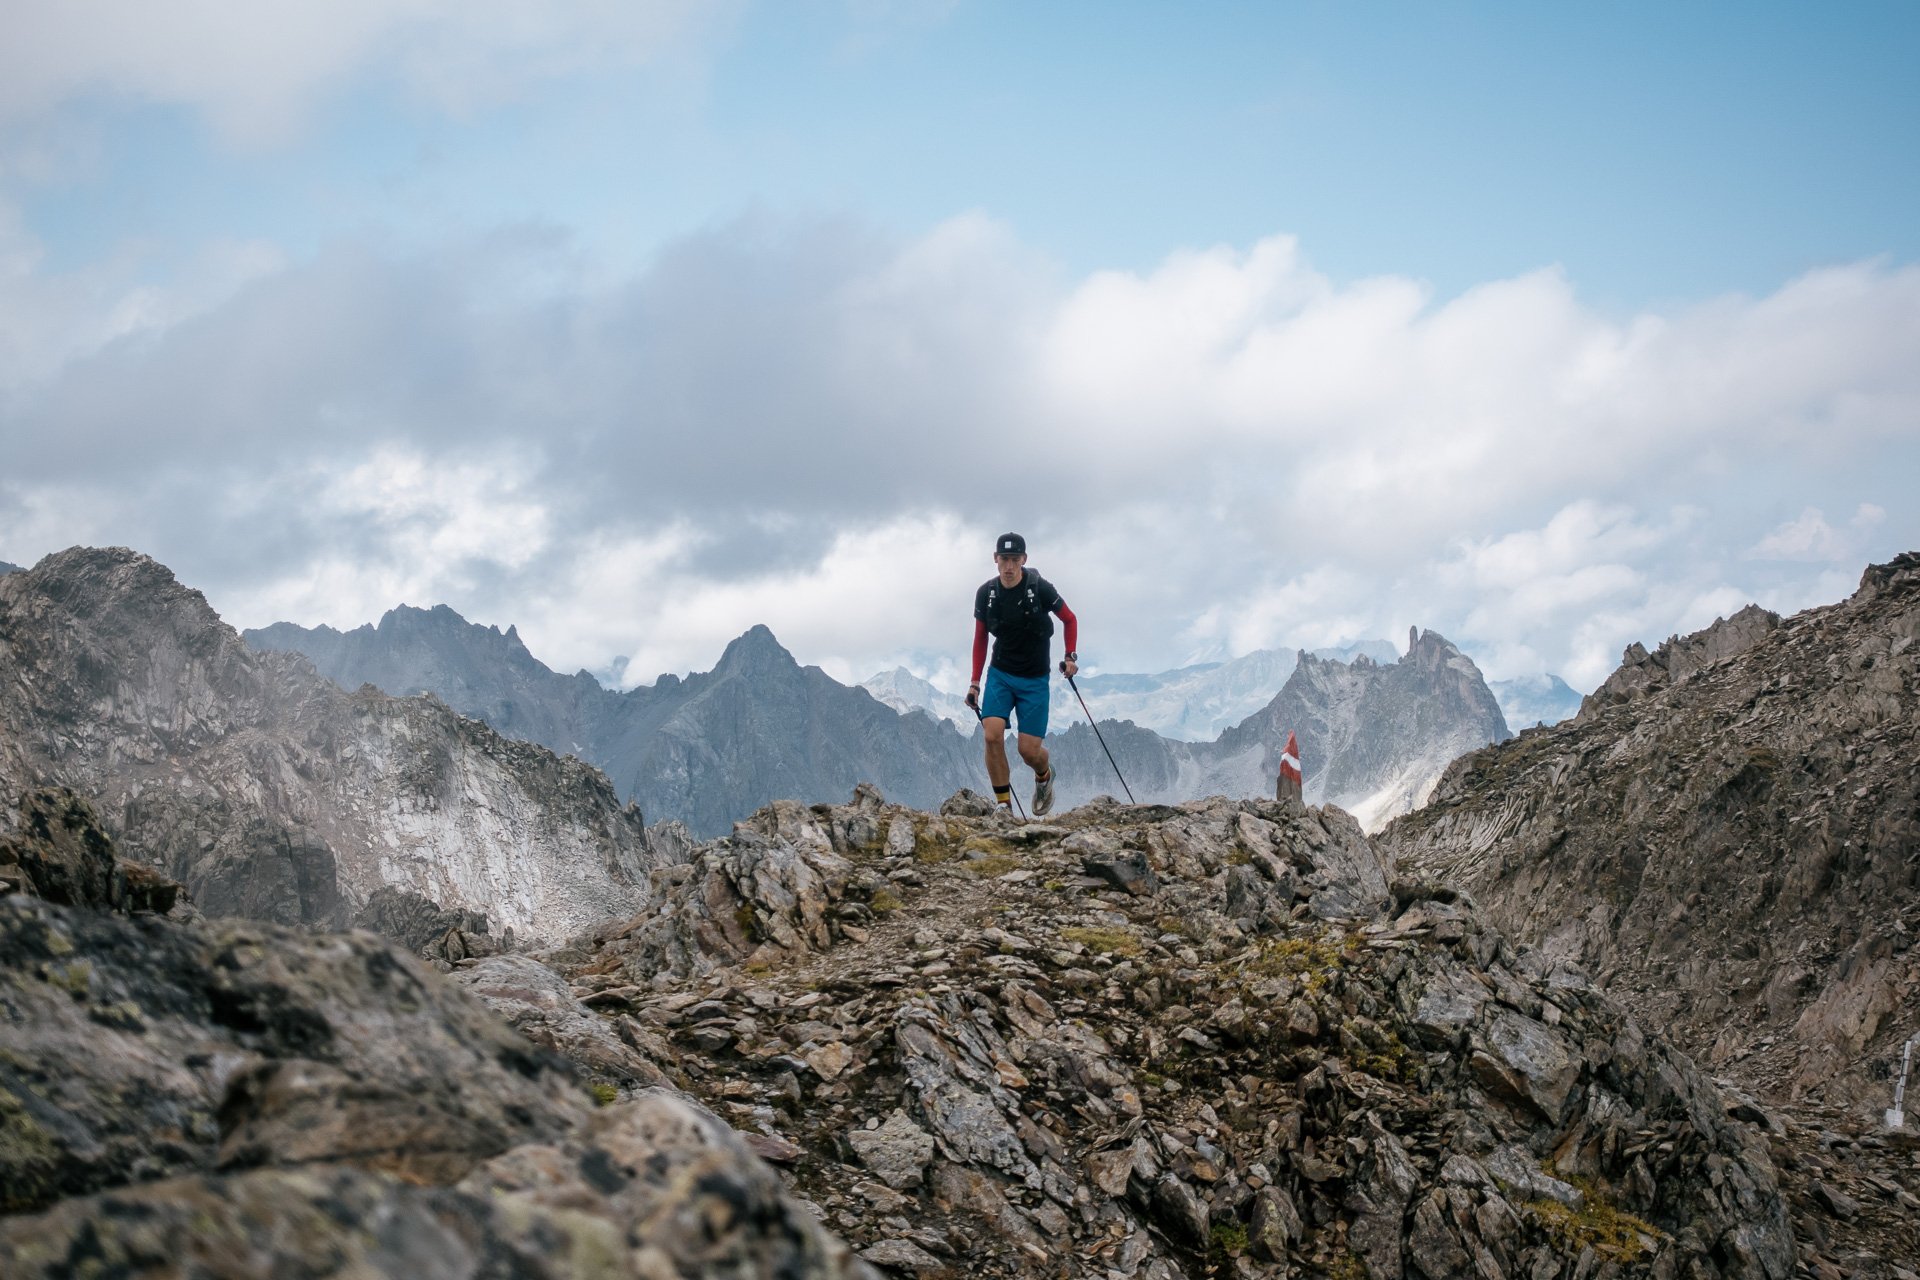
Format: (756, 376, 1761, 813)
(0, 548, 665, 941)
(2, 764, 1809, 1277)
(1382, 555, 1920, 1120)
(521, 787, 1796, 1278)
(1, 785, 181, 915)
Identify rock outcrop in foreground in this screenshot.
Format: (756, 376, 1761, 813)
(1382, 555, 1920, 1112)
(0, 548, 665, 941)
(3, 775, 1797, 1277)
(0, 802, 859, 1278)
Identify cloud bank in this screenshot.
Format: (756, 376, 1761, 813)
(2, 212, 1915, 692)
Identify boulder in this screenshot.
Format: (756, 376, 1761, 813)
(0, 787, 180, 914)
(849, 1111, 937, 1190)
(0, 895, 584, 1213)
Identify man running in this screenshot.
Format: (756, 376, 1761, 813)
(965, 532, 1078, 816)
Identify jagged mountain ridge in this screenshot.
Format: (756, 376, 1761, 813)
(251, 611, 984, 838)
(0, 548, 662, 941)
(868, 643, 1580, 742)
(1211, 628, 1514, 830)
(249, 605, 615, 754)
(253, 605, 1511, 833)
(1381, 554, 1920, 1113)
(1060, 641, 1399, 741)
(0, 560, 22, 575)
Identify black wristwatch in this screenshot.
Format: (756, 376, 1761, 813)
(1064, 652, 1078, 663)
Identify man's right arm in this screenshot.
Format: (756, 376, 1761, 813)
(967, 619, 988, 708)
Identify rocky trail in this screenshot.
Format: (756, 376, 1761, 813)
(445, 785, 1808, 1279)
(1739, 1100, 1920, 1280)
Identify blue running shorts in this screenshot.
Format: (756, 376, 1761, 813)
(980, 668, 1050, 738)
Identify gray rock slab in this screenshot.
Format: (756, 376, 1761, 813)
(849, 1111, 937, 1190)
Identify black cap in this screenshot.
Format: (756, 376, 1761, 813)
(994, 532, 1026, 556)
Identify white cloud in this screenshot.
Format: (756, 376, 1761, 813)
(1748, 503, 1889, 563)
(2, 218, 1916, 697)
(194, 445, 553, 631)
(0, 0, 730, 145)
(534, 514, 981, 688)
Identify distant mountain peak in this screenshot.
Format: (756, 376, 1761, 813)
(361, 602, 535, 661)
(714, 623, 797, 674)
(10, 546, 227, 640)
(378, 602, 462, 630)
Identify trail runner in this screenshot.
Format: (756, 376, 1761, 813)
(965, 532, 1078, 816)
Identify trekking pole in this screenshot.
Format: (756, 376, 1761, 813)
(971, 704, 1028, 820)
(1060, 665, 1136, 804)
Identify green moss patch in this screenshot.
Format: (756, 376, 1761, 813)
(1060, 926, 1140, 957)
(1242, 936, 1350, 989)
(1528, 1180, 1664, 1263)
(1208, 1219, 1249, 1261)
(967, 853, 1021, 878)
(732, 903, 762, 942)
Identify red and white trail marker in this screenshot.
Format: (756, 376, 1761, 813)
(1276, 730, 1303, 802)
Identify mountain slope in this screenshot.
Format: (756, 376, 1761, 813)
(1382, 554, 1920, 1109)
(0, 548, 660, 940)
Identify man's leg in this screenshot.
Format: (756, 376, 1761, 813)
(1018, 733, 1054, 815)
(1013, 675, 1056, 815)
(979, 669, 1018, 809)
(983, 718, 1012, 793)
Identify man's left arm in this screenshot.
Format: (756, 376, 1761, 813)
(1054, 601, 1078, 677)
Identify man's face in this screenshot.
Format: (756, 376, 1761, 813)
(995, 552, 1026, 584)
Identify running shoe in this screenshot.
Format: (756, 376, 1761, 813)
(1032, 770, 1055, 817)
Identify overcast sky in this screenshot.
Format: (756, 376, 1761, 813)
(1, 1, 1916, 694)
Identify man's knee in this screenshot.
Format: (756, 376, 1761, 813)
(1017, 736, 1046, 764)
(982, 719, 1007, 746)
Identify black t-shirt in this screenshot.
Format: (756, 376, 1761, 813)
(975, 569, 1064, 678)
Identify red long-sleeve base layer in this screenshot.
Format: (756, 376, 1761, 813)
(970, 604, 1078, 685)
